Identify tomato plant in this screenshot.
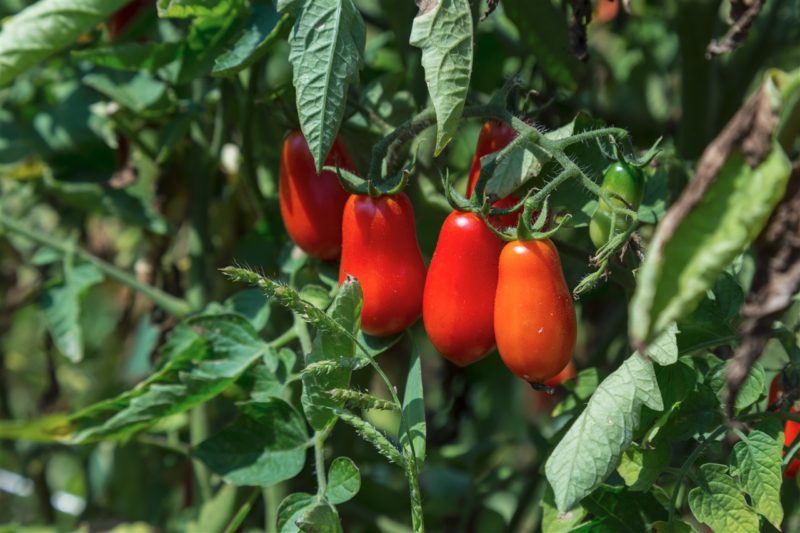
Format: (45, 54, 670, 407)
(0, 0, 799, 532)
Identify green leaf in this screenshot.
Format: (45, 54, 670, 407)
(581, 486, 667, 531)
(541, 486, 587, 533)
(732, 428, 784, 527)
(688, 463, 759, 533)
(281, 0, 365, 171)
(708, 361, 765, 411)
(41, 263, 104, 363)
(72, 43, 181, 72)
(409, 0, 473, 155)
(616, 443, 670, 491)
(297, 500, 343, 533)
(630, 144, 792, 345)
(353, 330, 403, 367)
(157, 0, 239, 18)
(83, 72, 170, 115)
(69, 314, 269, 442)
(552, 367, 600, 417)
(545, 354, 663, 512)
(0, 0, 131, 86)
(399, 336, 426, 465)
(213, 5, 289, 77)
(222, 288, 271, 331)
(325, 457, 360, 504)
(277, 492, 315, 533)
(646, 322, 679, 366)
(301, 278, 363, 431)
(483, 139, 551, 199)
(193, 399, 308, 486)
(650, 384, 720, 443)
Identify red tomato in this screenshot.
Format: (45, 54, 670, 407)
(423, 211, 504, 365)
(279, 131, 356, 260)
(769, 374, 780, 405)
(467, 121, 519, 229)
(108, 0, 151, 41)
(543, 360, 577, 388)
(494, 239, 577, 383)
(785, 407, 800, 478)
(339, 193, 427, 336)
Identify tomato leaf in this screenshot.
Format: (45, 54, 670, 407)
(41, 263, 104, 363)
(545, 354, 663, 512)
(409, 0, 473, 155)
(72, 43, 182, 72)
(277, 492, 315, 533)
(297, 500, 343, 533)
(212, 4, 289, 77)
(325, 457, 361, 504)
(541, 486, 587, 533)
(157, 0, 240, 18)
(399, 335, 426, 465)
(708, 361, 765, 411)
(193, 399, 308, 486)
(0, 0, 131, 86)
(732, 426, 784, 528)
(688, 463, 759, 533)
(281, 0, 365, 171)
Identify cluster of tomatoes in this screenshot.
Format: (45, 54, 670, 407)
(278, 123, 578, 386)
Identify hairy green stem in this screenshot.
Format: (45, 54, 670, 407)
(0, 210, 192, 317)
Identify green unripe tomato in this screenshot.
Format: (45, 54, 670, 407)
(589, 162, 645, 248)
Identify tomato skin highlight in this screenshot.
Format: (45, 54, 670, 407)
(339, 193, 427, 336)
(589, 161, 645, 248)
(467, 121, 519, 229)
(423, 211, 504, 366)
(494, 239, 577, 383)
(279, 131, 356, 260)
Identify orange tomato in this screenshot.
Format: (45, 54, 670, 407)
(494, 239, 577, 383)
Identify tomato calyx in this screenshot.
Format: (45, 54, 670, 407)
(326, 159, 412, 197)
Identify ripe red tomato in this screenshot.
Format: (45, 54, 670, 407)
(494, 239, 577, 383)
(785, 407, 800, 478)
(339, 193, 427, 336)
(467, 121, 519, 229)
(279, 131, 356, 261)
(423, 211, 504, 365)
